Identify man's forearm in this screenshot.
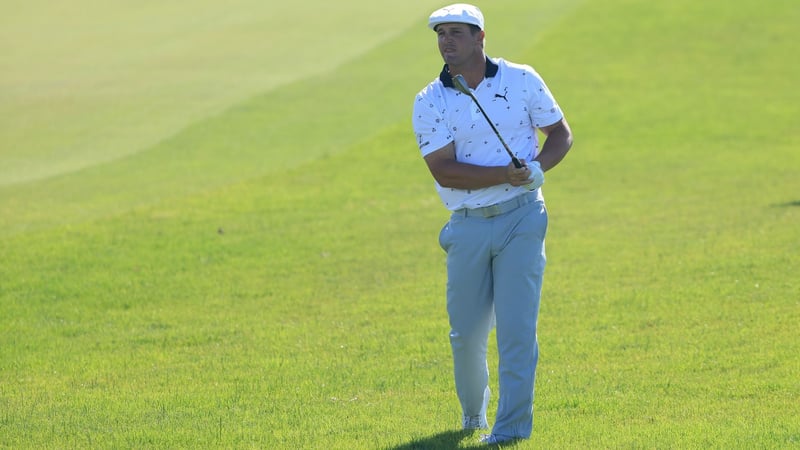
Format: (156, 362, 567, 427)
(428, 160, 510, 190)
(535, 120, 573, 172)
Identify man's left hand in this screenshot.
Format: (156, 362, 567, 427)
(524, 161, 545, 190)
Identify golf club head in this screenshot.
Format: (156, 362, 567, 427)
(451, 74, 471, 95)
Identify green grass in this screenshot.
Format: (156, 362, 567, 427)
(0, 0, 444, 186)
(1, 0, 799, 448)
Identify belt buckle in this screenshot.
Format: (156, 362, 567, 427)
(483, 204, 502, 218)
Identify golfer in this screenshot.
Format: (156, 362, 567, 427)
(412, 4, 573, 445)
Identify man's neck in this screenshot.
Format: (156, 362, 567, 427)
(447, 53, 487, 89)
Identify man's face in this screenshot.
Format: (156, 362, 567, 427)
(436, 23, 483, 66)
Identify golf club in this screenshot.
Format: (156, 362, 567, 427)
(451, 74, 523, 168)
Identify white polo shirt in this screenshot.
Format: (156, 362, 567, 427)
(413, 57, 563, 211)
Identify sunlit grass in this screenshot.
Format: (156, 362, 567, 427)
(1, 0, 798, 448)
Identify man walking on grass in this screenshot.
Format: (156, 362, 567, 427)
(412, 3, 573, 444)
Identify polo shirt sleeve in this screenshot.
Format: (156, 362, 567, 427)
(524, 67, 564, 129)
(412, 84, 454, 158)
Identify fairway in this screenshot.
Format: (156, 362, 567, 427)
(1, 0, 799, 448)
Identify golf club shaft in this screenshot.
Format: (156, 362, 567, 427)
(464, 91, 523, 168)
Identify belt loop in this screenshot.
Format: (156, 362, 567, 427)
(483, 204, 502, 218)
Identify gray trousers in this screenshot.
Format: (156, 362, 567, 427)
(438, 192, 547, 439)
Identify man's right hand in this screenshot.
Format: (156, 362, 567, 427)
(506, 161, 532, 186)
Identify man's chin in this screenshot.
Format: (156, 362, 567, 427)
(442, 54, 461, 66)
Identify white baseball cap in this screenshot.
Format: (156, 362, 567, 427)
(428, 3, 485, 31)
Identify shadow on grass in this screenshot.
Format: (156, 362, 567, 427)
(387, 430, 526, 449)
(386, 430, 475, 449)
(772, 200, 800, 207)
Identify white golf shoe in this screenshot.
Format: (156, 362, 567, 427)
(462, 386, 490, 430)
(479, 433, 517, 445)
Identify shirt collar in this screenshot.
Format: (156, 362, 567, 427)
(440, 56, 499, 88)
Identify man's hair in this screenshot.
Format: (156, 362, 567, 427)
(434, 23, 483, 34)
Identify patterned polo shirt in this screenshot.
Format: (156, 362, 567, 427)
(413, 57, 563, 211)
